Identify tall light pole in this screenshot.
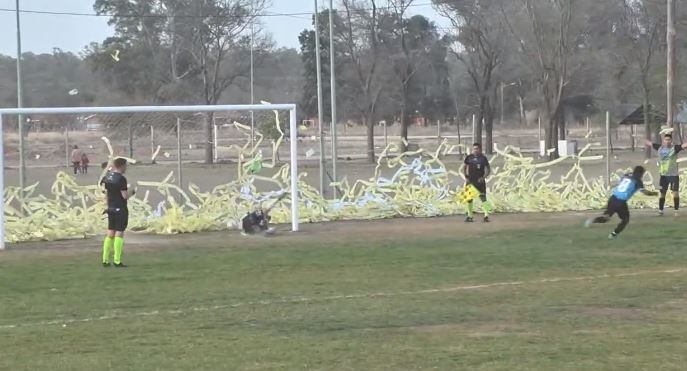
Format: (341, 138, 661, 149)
(329, 0, 338, 191)
(314, 0, 326, 196)
(250, 22, 255, 149)
(16, 0, 25, 197)
(667, 0, 677, 133)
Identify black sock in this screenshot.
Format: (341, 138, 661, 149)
(675, 198, 680, 210)
(659, 197, 666, 211)
(593, 216, 609, 224)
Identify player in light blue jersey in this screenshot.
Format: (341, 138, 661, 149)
(585, 166, 658, 239)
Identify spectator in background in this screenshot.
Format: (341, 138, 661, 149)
(70, 145, 83, 175)
(81, 153, 90, 174)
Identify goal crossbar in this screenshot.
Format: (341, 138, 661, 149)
(0, 104, 299, 250)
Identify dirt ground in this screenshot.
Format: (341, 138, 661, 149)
(1, 210, 608, 257)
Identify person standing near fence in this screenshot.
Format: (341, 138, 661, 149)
(101, 158, 135, 268)
(70, 145, 83, 175)
(463, 143, 493, 223)
(645, 135, 687, 216)
(80, 153, 90, 174)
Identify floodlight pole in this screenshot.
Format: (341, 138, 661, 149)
(250, 22, 255, 149)
(329, 0, 338, 190)
(314, 0, 326, 197)
(667, 0, 677, 134)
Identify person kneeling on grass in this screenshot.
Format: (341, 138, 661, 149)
(241, 194, 287, 236)
(585, 166, 658, 239)
(242, 208, 276, 236)
(101, 158, 135, 267)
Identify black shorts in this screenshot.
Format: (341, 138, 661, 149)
(107, 208, 129, 232)
(659, 176, 679, 192)
(468, 179, 487, 195)
(605, 196, 629, 220)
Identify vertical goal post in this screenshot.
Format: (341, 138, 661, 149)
(0, 104, 299, 250)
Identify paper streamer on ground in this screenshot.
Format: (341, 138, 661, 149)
(2, 116, 669, 244)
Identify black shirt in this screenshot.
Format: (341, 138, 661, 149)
(101, 171, 128, 209)
(464, 154, 490, 181)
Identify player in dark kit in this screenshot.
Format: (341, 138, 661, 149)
(585, 166, 658, 239)
(463, 143, 493, 223)
(100, 158, 135, 267)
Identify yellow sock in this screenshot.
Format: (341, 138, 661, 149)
(102, 237, 114, 264)
(114, 237, 124, 264)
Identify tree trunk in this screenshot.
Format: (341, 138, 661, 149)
(558, 114, 566, 141)
(484, 100, 494, 154)
(204, 112, 214, 164)
(546, 117, 560, 159)
(365, 114, 376, 163)
(518, 96, 526, 126)
(400, 107, 409, 152)
(484, 116, 494, 154)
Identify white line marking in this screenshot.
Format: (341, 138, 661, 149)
(1, 268, 684, 331)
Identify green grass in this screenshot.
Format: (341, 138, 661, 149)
(2, 216, 687, 370)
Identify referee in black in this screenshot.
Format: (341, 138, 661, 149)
(463, 143, 492, 222)
(101, 158, 135, 267)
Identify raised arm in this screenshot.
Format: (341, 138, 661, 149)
(645, 139, 660, 150)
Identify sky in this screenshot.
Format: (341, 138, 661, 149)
(0, 0, 450, 57)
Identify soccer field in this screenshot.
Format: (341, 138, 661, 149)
(2, 212, 687, 370)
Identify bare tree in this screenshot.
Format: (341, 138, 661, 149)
(387, 0, 415, 150)
(504, 0, 575, 158)
(184, 0, 268, 163)
(617, 0, 663, 157)
(340, 0, 385, 162)
(435, 0, 509, 153)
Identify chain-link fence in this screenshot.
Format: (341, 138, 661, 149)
(3, 111, 647, 192)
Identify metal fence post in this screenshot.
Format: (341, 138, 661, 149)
(65, 122, 70, 168)
(128, 122, 133, 159)
(0, 114, 5, 250)
(177, 117, 182, 189)
(437, 119, 441, 145)
(150, 125, 155, 164)
(606, 111, 611, 187)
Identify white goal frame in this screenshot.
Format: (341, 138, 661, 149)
(0, 104, 299, 250)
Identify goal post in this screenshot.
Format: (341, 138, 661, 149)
(0, 104, 300, 250)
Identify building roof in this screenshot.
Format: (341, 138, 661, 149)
(617, 104, 666, 126)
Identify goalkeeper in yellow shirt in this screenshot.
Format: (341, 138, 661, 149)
(646, 134, 687, 216)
